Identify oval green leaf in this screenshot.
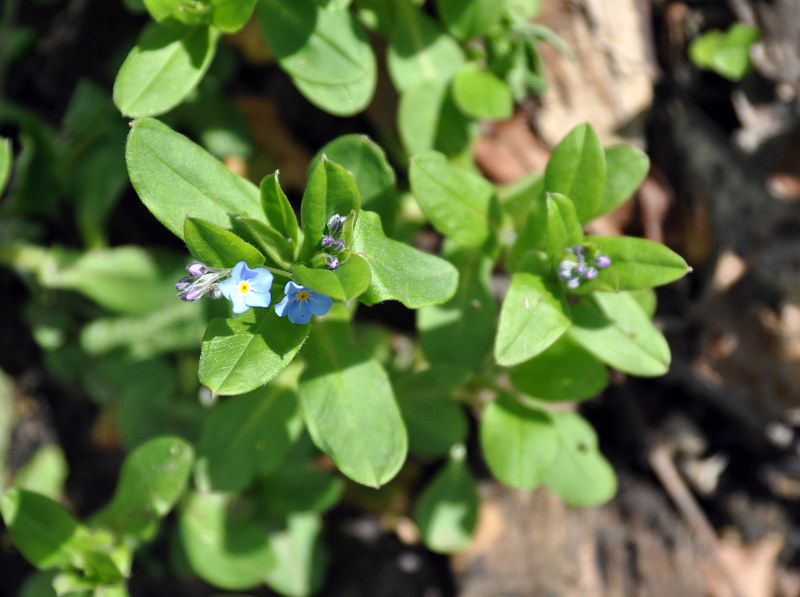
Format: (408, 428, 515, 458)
(258, 0, 376, 115)
(352, 211, 458, 308)
(199, 308, 310, 395)
(211, 0, 258, 32)
(414, 448, 479, 553)
(452, 63, 513, 120)
(567, 292, 670, 376)
(409, 150, 494, 247)
(418, 247, 496, 368)
(387, 0, 464, 92)
(260, 171, 298, 244)
(541, 411, 617, 506)
(436, 0, 506, 39)
(264, 513, 329, 597)
(233, 216, 295, 269)
(197, 386, 303, 492)
(596, 144, 649, 217)
(292, 254, 371, 301)
(510, 335, 608, 401)
(179, 491, 274, 591)
(143, 0, 213, 25)
(0, 489, 83, 570)
(299, 322, 407, 487)
(395, 366, 471, 457)
(299, 158, 361, 262)
(544, 122, 606, 223)
(480, 394, 557, 489)
(545, 191, 583, 260)
(575, 235, 691, 292)
(313, 135, 398, 233)
(494, 273, 571, 366)
(185, 216, 265, 268)
(92, 436, 193, 541)
(126, 118, 264, 239)
(113, 24, 219, 118)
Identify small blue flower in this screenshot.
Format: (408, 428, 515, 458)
(274, 281, 332, 324)
(218, 262, 274, 314)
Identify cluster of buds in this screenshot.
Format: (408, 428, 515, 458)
(557, 245, 611, 289)
(175, 262, 229, 302)
(320, 214, 347, 269)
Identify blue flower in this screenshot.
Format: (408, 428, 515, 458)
(218, 262, 274, 314)
(274, 281, 332, 324)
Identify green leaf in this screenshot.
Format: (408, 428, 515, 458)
(30, 245, 167, 316)
(418, 247, 496, 368)
(13, 445, 69, 500)
(17, 571, 58, 597)
(545, 192, 583, 260)
(210, 0, 258, 32)
(258, 0, 376, 116)
(351, 211, 458, 308)
(689, 24, 760, 81)
(452, 63, 513, 120)
(596, 145, 649, 217)
(398, 79, 477, 162)
(292, 255, 372, 301)
(494, 273, 571, 366)
(480, 394, 556, 488)
(113, 24, 219, 118)
(260, 467, 344, 515)
(387, 0, 465, 92)
(505, 0, 540, 23)
(233, 216, 295, 270)
(395, 366, 470, 457)
(567, 292, 670, 376)
(126, 118, 264, 239)
(184, 217, 265, 268)
(436, 0, 506, 39)
(510, 335, 608, 401)
(299, 158, 361, 262)
(313, 135, 398, 233)
(179, 491, 274, 591)
(576, 235, 691, 292)
(199, 307, 310, 395)
(541, 411, 617, 506)
(0, 137, 12, 195)
(260, 171, 298, 244)
(414, 447, 478, 553)
(0, 489, 83, 570)
(299, 321, 407, 487)
(499, 171, 544, 231)
(264, 513, 329, 597)
(93, 436, 193, 541)
(197, 386, 303, 492)
(543, 123, 606, 223)
(143, 0, 213, 25)
(409, 150, 494, 247)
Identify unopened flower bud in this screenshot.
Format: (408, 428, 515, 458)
(585, 267, 598, 280)
(327, 214, 346, 236)
(321, 235, 334, 248)
(595, 255, 611, 269)
(333, 239, 346, 252)
(187, 262, 206, 276)
(326, 255, 339, 270)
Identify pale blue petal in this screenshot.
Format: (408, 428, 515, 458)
(274, 295, 291, 318)
(229, 261, 246, 282)
(230, 292, 250, 314)
(285, 281, 303, 297)
(307, 292, 333, 316)
(247, 269, 273, 293)
(218, 277, 238, 301)
(288, 301, 312, 324)
(245, 290, 271, 309)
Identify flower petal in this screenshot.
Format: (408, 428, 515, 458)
(288, 300, 312, 324)
(218, 277, 238, 301)
(229, 261, 246, 282)
(229, 292, 250, 314)
(284, 281, 303, 297)
(245, 290, 271, 309)
(247, 269, 274, 293)
(274, 295, 291, 318)
(307, 292, 333, 316)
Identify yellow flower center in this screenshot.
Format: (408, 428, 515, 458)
(297, 291, 310, 302)
(239, 281, 250, 293)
